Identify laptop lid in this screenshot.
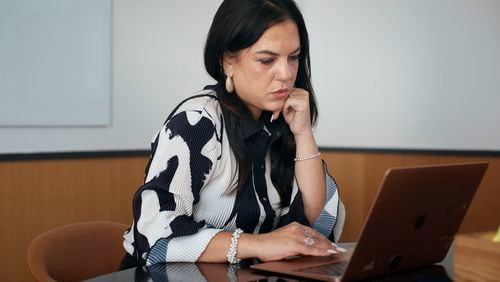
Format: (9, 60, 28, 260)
(251, 162, 488, 281)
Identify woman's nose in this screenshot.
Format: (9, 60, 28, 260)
(276, 59, 294, 81)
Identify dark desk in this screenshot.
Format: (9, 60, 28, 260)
(86, 243, 454, 281)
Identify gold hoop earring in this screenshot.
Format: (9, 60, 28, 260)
(225, 76, 234, 93)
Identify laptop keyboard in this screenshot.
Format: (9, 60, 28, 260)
(297, 261, 348, 277)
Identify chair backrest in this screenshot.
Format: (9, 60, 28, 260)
(27, 221, 129, 282)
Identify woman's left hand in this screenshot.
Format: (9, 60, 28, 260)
(273, 88, 312, 137)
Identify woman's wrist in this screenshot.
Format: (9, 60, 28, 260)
(227, 228, 243, 264)
(236, 232, 260, 260)
(292, 127, 314, 141)
(294, 131, 319, 158)
(294, 129, 316, 146)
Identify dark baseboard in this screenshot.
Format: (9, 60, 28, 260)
(319, 147, 500, 156)
(0, 150, 150, 161)
(1, 147, 498, 162)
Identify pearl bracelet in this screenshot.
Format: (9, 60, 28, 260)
(294, 152, 321, 162)
(227, 228, 243, 264)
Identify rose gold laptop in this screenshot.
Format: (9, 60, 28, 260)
(251, 162, 488, 281)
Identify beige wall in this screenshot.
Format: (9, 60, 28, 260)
(1, 151, 499, 281)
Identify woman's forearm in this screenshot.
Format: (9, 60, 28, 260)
(198, 232, 259, 262)
(294, 131, 326, 223)
(198, 223, 340, 263)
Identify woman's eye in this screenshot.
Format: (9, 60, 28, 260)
(289, 55, 300, 61)
(259, 58, 274, 65)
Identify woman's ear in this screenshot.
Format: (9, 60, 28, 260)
(222, 52, 236, 77)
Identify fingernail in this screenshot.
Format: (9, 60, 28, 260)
(326, 249, 338, 254)
(336, 247, 347, 253)
(331, 243, 338, 247)
(270, 114, 274, 123)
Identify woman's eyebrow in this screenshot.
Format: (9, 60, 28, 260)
(254, 46, 301, 56)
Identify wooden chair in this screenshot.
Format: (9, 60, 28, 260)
(27, 221, 129, 281)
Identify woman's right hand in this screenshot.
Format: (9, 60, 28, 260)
(240, 222, 344, 262)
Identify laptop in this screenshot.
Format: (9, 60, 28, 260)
(251, 162, 488, 281)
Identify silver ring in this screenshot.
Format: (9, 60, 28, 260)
(304, 231, 316, 247)
(304, 236, 315, 247)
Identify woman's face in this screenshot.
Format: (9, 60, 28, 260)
(224, 20, 300, 120)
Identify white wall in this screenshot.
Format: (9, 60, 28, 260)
(304, 0, 500, 150)
(1, 0, 499, 154)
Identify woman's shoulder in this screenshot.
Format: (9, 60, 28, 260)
(165, 88, 221, 125)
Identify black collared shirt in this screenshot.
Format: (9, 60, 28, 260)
(235, 112, 283, 233)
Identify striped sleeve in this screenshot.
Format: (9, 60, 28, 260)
(312, 162, 345, 242)
(131, 109, 223, 264)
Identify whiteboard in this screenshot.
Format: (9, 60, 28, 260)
(1, 0, 499, 154)
(0, 0, 111, 126)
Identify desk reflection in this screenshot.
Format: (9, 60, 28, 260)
(88, 261, 450, 282)
(87, 244, 453, 282)
(148, 262, 270, 282)
(101, 261, 298, 282)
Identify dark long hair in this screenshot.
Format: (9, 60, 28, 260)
(204, 0, 318, 206)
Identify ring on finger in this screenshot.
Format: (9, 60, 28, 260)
(304, 231, 316, 247)
(304, 236, 315, 247)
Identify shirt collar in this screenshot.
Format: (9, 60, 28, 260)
(241, 117, 264, 140)
(241, 111, 282, 141)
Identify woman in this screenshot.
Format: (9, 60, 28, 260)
(122, 0, 345, 268)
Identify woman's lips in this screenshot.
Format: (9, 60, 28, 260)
(271, 89, 289, 99)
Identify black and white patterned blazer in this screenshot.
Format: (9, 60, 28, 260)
(123, 89, 345, 265)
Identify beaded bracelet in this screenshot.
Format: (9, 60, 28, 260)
(294, 152, 321, 162)
(227, 228, 243, 264)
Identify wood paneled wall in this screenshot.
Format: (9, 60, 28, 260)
(0, 156, 148, 282)
(321, 151, 500, 242)
(1, 151, 499, 281)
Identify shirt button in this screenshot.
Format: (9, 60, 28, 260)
(260, 165, 264, 169)
(263, 197, 268, 202)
